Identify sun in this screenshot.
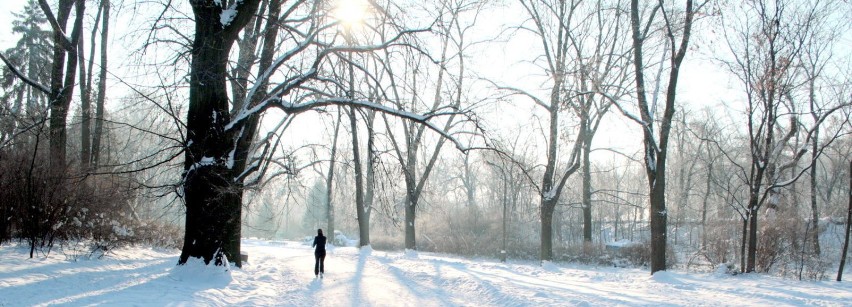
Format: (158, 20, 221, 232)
(332, 0, 369, 29)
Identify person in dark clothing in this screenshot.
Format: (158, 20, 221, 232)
(312, 229, 327, 277)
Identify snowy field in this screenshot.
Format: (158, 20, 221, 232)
(1, 239, 851, 306)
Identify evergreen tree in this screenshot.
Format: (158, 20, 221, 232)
(1, 0, 52, 141)
(302, 181, 328, 234)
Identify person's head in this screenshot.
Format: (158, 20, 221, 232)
(318, 229, 323, 236)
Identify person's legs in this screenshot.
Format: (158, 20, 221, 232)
(314, 255, 320, 276)
(319, 254, 325, 274)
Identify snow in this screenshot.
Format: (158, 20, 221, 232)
(543, 188, 556, 201)
(1, 239, 851, 306)
(220, 8, 237, 28)
(186, 156, 217, 176)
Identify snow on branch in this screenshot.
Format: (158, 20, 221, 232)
(229, 22, 429, 133)
(225, 68, 318, 132)
(240, 37, 317, 109)
(0, 52, 51, 95)
(37, 0, 75, 52)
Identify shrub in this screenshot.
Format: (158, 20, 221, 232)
(0, 146, 182, 258)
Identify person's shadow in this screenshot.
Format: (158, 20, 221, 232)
(308, 275, 323, 292)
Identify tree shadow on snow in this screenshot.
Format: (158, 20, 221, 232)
(0, 256, 178, 306)
(378, 256, 459, 306)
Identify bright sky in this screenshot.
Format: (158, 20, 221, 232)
(0, 1, 24, 50)
(0, 0, 780, 168)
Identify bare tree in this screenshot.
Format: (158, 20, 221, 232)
(623, 0, 707, 273)
(379, 0, 478, 251)
(566, 0, 632, 245)
(496, 0, 583, 263)
(797, 4, 850, 256)
(719, 0, 850, 273)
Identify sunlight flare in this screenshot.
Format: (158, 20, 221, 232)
(332, 0, 369, 29)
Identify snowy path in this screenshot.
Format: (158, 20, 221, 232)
(1, 239, 850, 306)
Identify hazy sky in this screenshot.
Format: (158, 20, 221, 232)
(0, 0, 748, 165)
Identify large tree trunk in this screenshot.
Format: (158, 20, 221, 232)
(178, 0, 260, 267)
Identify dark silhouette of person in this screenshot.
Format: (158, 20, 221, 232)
(312, 229, 327, 277)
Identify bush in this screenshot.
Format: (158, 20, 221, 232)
(0, 147, 71, 255)
(754, 208, 828, 280)
(600, 240, 677, 268)
(0, 146, 182, 258)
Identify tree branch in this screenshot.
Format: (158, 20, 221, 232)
(0, 52, 51, 95)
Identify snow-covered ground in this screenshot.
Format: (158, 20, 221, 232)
(1, 239, 850, 306)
